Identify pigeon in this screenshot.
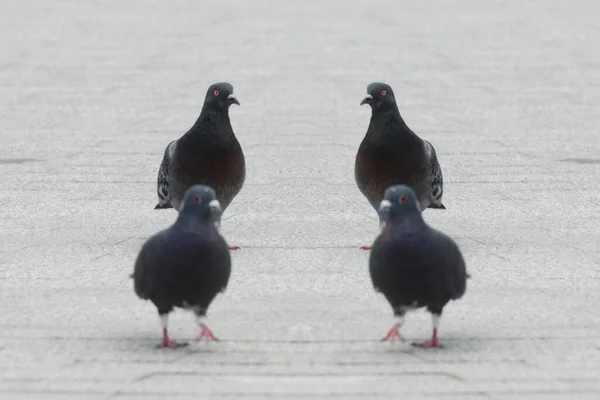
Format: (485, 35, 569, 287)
(355, 82, 445, 249)
(368, 185, 467, 348)
(155, 82, 245, 250)
(133, 185, 232, 348)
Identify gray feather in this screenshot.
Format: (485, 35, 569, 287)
(155, 140, 176, 209)
(423, 140, 445, 209)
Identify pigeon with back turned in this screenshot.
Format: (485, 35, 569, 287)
(155, 82, 245, 250)
(355, 82, 445, 250)
(369, 185, 467, 348)
(134, 185, 231, 348)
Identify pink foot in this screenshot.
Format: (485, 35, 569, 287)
(158, 339, 188, 348)
(361, 245, 373, 250)
(228, 245, 240, 251)
(412, 328, 442, 348)
(157, 329, 188, 348)
(412, 338, 442, 348)
(381, 323, 404, 342)
(199, 323, 219, 341)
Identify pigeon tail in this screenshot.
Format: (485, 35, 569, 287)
(154, 203, 173, 210)
(428, 203, 446, 210)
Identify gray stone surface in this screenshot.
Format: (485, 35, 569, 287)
(1, 0, 599, 398)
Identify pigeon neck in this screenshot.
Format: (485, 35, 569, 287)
(372, 106, 405, 122)
(387, 211, 424, 228)
(200, 104, 230, 118)
(196, 108, 232, 127)
(182, 110, 235, 144)
(365, 110, 420, 147)
(175, 212, 214, 232)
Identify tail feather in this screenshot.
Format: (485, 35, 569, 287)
(428, 202, 446, 210)
(154, 203, 173, 210)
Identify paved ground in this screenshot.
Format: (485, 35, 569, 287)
(1, 0, 600, 398)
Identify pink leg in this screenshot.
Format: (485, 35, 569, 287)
(228, 245, 240, 250)
(381, 323, 404, 342)
(198, 323, 219, 341)
(157, 328, 188, 348)
(413, 328, 442, 348)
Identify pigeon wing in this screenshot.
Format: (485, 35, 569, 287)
(448, 240, 468, 299)
(132, 234, 165, 300)
(424, 140, 444, 209)
(155, 140, 176, 209)
(431, 230, 467, 300)
(368, 236, 386, 293)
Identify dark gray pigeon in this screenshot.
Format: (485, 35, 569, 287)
(355, 82, 444, 249)
(369, 185, 467, 348)
(155, 82, 245, 250)
(134, 185, 232, 348)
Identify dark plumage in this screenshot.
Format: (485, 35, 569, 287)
(355, 82, 445, 249)
(155, 82, 245, 249)
(134, 185, 232, 348)
(369, 185, 468, 348)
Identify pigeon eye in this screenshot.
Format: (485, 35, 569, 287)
(400, 196, 407, 203)
(381, 90, 387, 96)
(193, 196, 200, 203)
(213, 90, 220, 96)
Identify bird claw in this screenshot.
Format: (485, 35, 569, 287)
(157, 339, 188, 349)
(228, 245, 240, 251)
(381, 324, 404, 342)
(361, 245, 373, 250)
(412, 338, 442, 348)
(199, 324, 219, 341)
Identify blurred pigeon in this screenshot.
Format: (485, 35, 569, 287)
(155, 82, 245, 250)
(355, 82, 445, 249)
(134, 185, 232, 348)
(369, 185, 467, 348)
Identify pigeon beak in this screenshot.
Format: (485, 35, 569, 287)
(227, 94, 240, 106)
(378, 199, 392, 216)
(360, 94, 373, 106)
(208, 199, 222, 214)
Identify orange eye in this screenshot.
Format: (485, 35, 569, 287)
(213, 90, 220, 96)
(381, 90, 387, 96)
(400, 196, 407, 202)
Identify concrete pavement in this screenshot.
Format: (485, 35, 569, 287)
(1, 0, 599, 398)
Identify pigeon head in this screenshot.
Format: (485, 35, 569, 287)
(361, 82, 397, 112)
(378, 185, 421, 222)
(179, 185, 222, 222)
(202, 82, 240, 112)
